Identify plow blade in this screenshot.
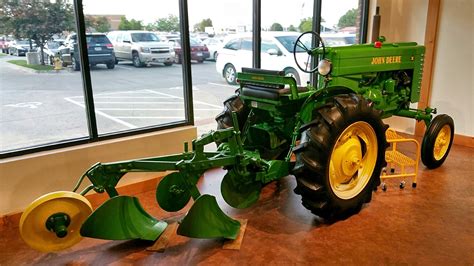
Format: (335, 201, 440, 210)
(177, 194, 241, 239)
(80, 196, 167, 241)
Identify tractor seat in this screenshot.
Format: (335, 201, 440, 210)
(241, 84, 308, 100)
(239, 67, 307, 100)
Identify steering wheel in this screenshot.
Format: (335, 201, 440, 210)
(293, 31, 326, 73)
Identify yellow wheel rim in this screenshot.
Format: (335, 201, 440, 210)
(19, 191, 92, 252)
(433, 124, 451, 160)
(329, 121, 378, 199)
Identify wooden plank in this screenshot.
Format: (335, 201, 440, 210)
(454, 134, 474, 148)
(222, 219, 248, 250)
(146, 222, 178, 252)
(415, 0, 442, 137)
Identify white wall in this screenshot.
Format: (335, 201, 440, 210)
(430, 0, 474, 136)
(371, 0, 429, 134)
(369, 0, 473, 137)
(0, 126, 197, 215)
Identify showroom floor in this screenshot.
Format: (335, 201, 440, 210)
(1, 142, 473, 265)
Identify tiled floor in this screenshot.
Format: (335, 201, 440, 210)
(1, 143, 473, 265)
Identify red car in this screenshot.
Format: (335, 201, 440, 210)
(169, 37, 210, 63)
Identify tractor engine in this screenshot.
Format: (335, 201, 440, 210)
(320, 41, 425, 117)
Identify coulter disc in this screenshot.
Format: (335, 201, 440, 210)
(221, 169, 262, 209)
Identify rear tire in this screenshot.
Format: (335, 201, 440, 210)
(215, 94, 249, 131)
(293, 94, 387, 220)
(72, 56, 80, 71)
(107, 62, 115, 69)
(164, 62, 173, 66)
(421, 114, 454, 169)
(224, 64, 237, 85)
(174, 55, 182, 64)
(215, 93, 250, 148)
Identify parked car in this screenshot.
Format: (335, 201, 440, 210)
(321, 33, 356, 46)
(0, 36, 12, 54)
(168, 37, 210, 64)
(216, 31, 311, 85)
(9, 40, 36, 56)
(60, 33, 115, 71)
(202, 37, 223, 61)
(40, 40, 64, 65)
(107, 30, 174, 67)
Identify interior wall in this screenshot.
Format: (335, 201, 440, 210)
(430, 0, 473, 136)
(371, 0, 429, 134)
(370, 0, 473, 137)
(0, 126, 197, 215)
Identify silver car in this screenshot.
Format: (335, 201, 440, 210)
(107, 30, 175, 67)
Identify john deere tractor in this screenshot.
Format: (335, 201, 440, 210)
(20, 32, 454, 252)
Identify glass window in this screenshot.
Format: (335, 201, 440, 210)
(223, 38, 241, 50)
(321, 0, 362, 46)
(261, 39, 280, 53)
(82, 1, 185, 135)
(188, 0, 252, 137)
(241, 38, 252, 51)
(0, 0, 89, 153)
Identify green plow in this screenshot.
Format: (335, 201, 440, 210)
(28, 117, 291, 250)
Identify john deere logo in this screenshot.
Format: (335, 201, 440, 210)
(251, 76, 265, 81)
(371, 56, 402, 65)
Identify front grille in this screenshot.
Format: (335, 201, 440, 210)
(151, 49, 169, 54)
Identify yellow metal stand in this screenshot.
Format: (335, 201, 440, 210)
(381, 129, 420, 191)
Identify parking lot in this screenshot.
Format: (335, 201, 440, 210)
(0, 54, 236, 152)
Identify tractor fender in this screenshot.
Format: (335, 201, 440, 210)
(299, 86, 356, 124)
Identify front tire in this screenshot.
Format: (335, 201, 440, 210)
(293, 94, 387, 220)
(421, 114, 454, 169)
(132, 52, 144, 67)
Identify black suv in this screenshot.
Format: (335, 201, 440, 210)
(65, 33, 116, 71)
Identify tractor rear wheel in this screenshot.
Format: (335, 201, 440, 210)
(215, 94, 249, 131)
(293, 94, 387, 220)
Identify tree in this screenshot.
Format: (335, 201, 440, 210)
(338, 8, 358, 28)
(84, 16, 111, 32)
(84, 16, 95, 31)
(299, 17, 312, 32)
(118, 16, 143, 30)
(94, 16, 111, 33)
(193, 18, 212, 32)
(153, 14, 180, 32)
(0, 0, 75, 64)
(298, 17, 326, 32)
(270, 23, 283, 31)
(287, 25, 297, 32)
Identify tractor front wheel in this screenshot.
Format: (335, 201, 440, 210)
(293, 94, 387, 220)
(421, 114, 454, 169)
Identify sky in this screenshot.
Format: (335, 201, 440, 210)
(82, 0, 359, 30)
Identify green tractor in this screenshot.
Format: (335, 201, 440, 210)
(20, 32, 454, 252)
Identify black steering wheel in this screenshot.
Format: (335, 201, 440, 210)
(293, 31, 326, 73)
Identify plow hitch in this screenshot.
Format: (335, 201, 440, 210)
(20, 124, 290, 252)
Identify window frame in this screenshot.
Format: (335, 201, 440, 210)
(1, 0, 369, 159)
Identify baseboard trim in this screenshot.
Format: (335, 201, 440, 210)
(0, 174, 166, 230)
(454, 134, 474, 148)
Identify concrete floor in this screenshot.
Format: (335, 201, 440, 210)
(1, 143, 473, 265)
